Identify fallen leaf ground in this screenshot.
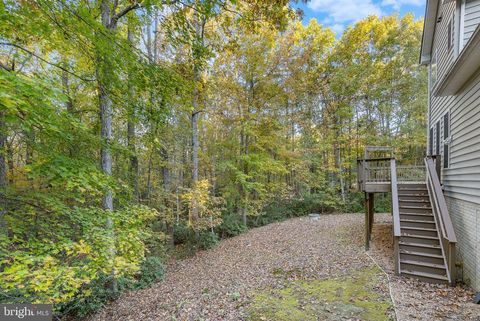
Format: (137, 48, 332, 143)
(89, 213, 480, 321)
(369, 215, 480, 321)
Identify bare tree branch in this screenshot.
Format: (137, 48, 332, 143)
(109, 2, 141, 29)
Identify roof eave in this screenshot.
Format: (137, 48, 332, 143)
(420, 0, 440, 65)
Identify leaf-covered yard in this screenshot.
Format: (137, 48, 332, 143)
(90, 213, 480, 321)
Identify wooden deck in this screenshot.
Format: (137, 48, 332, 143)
(356, 148, 457, 285)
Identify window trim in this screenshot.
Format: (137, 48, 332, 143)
(430, 49, 438, 88)
(460, 0, 466, 50)
(429, 127, 434, 156)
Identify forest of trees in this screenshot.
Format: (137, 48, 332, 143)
(0, 0, 427, 317)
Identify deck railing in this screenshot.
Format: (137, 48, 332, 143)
(357, 157, 393, 190)
(390, 159, 401, 275)
(425, 156, 457, 285)
(357, 158, 426, 191)
(396, 165, 426, 182)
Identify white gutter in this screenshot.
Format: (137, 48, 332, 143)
(420, 0, 440, 65)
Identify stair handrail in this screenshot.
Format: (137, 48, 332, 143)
(390, 158, 401, 275)
(425, 156, 457, 285)
(425, 157, 457, 242)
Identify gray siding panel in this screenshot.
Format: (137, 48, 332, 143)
(443, 71, 480, 205)
(436, 2, 456, 81)
(464, 0, 480, 44)
(429, 0, 480, 204)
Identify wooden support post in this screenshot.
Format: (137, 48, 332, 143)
(365, 193, 374, 250)
(365, 193, 369, 250)
(369, 193, 374, 241)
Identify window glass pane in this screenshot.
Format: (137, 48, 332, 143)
(436, 121, 440, 155)
(444, 112, 449, 139)
(448, 19, 452, 50)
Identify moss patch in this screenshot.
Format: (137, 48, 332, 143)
(248, 267, 393, 321)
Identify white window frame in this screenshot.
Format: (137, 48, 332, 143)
(430, 49, 438, 89)
(459, 0, 466, 50)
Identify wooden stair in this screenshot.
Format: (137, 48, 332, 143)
(397, 183, 449, 283)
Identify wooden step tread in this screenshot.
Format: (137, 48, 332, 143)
(399, 241, 441, 249)
(401, 227, 437, 232)
(401, 234, 439, 240)
(400, 212, 433, 216)
(399, 199, 431, 203)
(398, 193, 429, 196)
(399, 249, 444, 259)
(400, 205, 432, 210)
(400, 219, 435, 224)
(400, 269, 448, 281)
(400, 259, 446, 269)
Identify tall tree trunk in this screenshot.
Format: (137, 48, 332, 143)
(6, 140, 13, 185)
(61, 61, 75, 157)
(241, 79, 254, 226)
(0, 109, 7, 236)
(98, 0, 116, 293)
(161, 146, 174, 246)
(190, 8, 203, 229)
(127, 19, 139, 201)
(61, 64, 74, 113)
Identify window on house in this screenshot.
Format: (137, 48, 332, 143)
(444, 144, 449, 168)
(436, 121, 440, 155)
(447, 17, 454, 51)
(429, 127, 434, 156)
(443, 112, 450, 139)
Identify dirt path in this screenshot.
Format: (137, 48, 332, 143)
(90, 213, 479, 321)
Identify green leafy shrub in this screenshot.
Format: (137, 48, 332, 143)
(197, 231, 219, 250)
(217, 213, 247, 237)
(135, 256, 165, 289)
(56, 274, 119, 318)
(344, 192, 365, 213)
(249, 190, 342, 227)
(0, 205, 160, 313)
(374, 193, 392, 212)
(173, 222, 194, 245)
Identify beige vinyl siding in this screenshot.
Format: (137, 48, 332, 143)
(464, 0, 480, 45)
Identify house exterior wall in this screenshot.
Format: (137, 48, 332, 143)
(464, 0, 480, 45)
(434, 1, 456, 81)
(427, 0, 480, 289)
(446, 196, 480, 290)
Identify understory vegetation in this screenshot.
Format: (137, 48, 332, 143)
(1, 0, 426, 318)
